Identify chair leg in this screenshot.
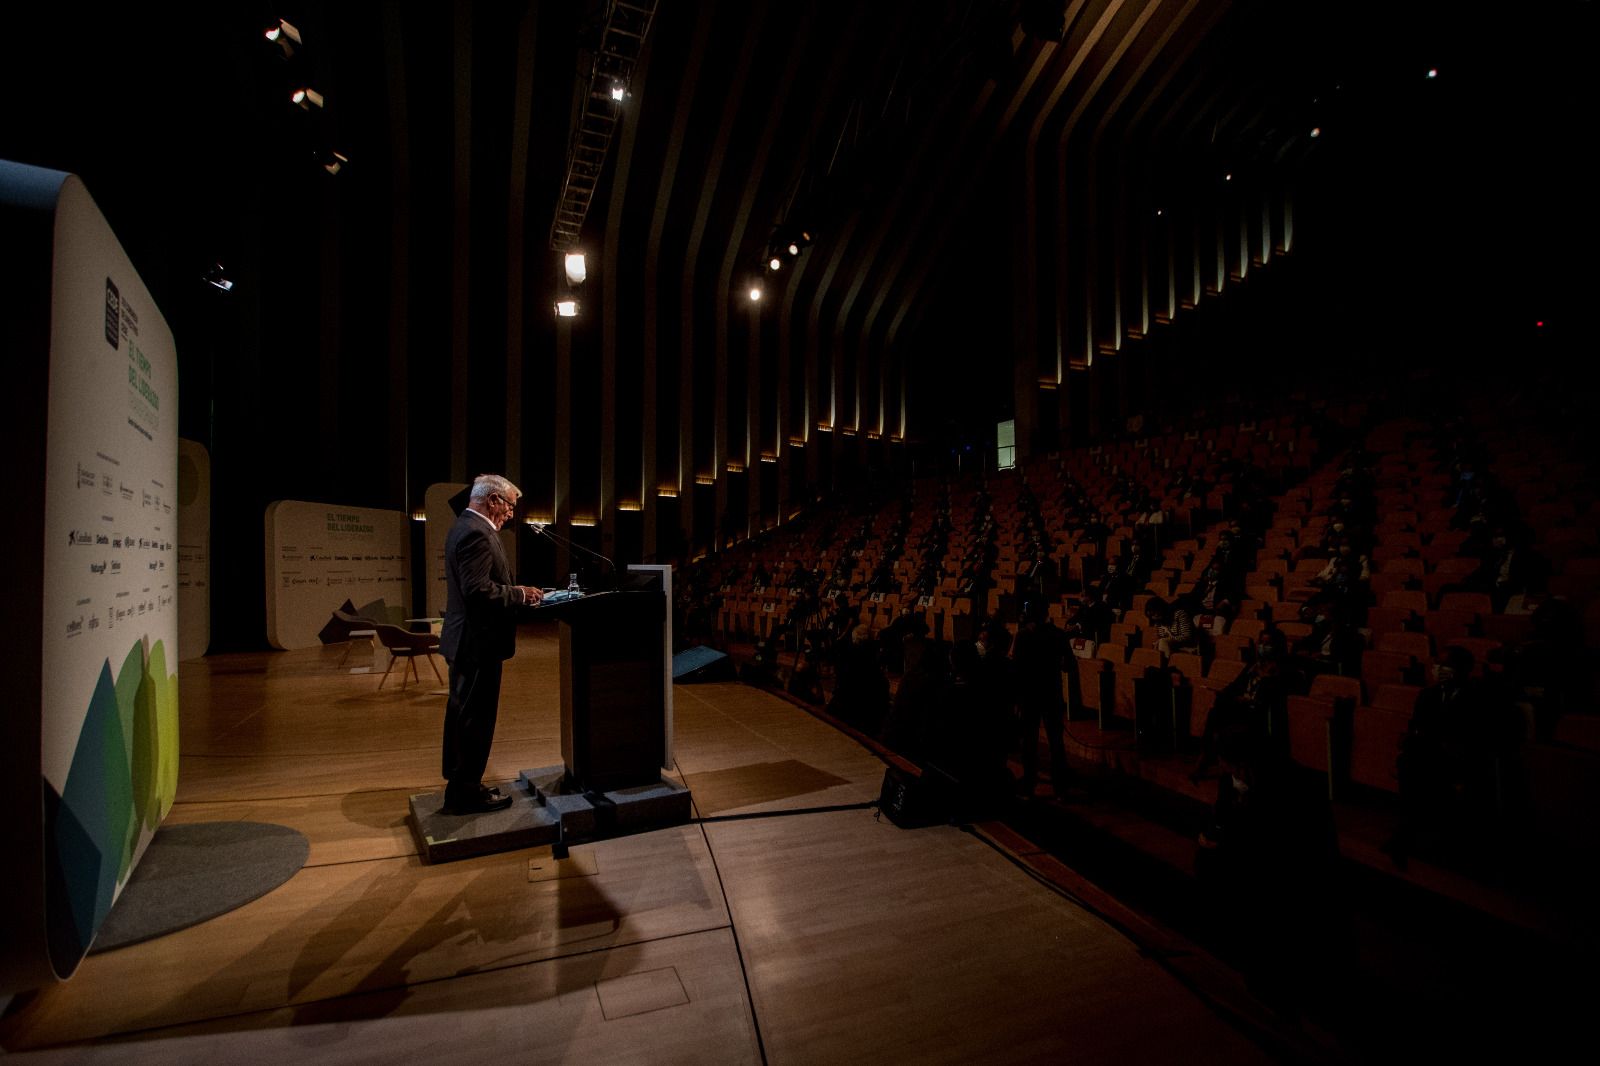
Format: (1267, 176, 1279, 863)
(427, 653, 443, 683)
(379, 652, 397, 688)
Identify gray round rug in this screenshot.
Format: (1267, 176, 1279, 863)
(90, 821, 310, 953)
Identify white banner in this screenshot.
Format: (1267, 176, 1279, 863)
(264, 501, 410, 649)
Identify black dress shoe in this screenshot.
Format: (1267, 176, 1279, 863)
(439, 791, 513, 816)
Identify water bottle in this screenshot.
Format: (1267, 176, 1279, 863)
(568, 572, 580, 594)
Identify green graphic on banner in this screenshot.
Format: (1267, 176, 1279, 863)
(47, 637, 179, 970)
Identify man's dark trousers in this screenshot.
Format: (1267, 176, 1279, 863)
(443, 655, 503, 805)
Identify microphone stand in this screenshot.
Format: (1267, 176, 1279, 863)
(528, 522, 616, 587)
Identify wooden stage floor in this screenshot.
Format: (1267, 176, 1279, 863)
(1, 624, 1269, 1064)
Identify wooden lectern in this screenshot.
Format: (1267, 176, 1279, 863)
(533, 578, 668, 792)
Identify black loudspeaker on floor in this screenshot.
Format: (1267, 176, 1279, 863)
(672, 645, 736, 683)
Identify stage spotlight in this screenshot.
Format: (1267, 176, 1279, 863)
(265, 19, 302, 59)
(564, 252, 587, 285)
(1426, 68, 1438, 79)
(777, 228, 813, 256)
(1310, 127, 1321, 138)
(1224, 172, 1232, 182)
(292, 87, 325, 110)
(769, 257, 782, 271)
(555, 299, 578, 318)
(748, 286, 763, 302)
(203, 264, 233, 292)
(318, 149, 349, 175)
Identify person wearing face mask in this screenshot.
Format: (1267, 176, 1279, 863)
(1194, 557, 1242, 619)
(1461, 525, 1544, 613)
(1191, 630, 1294, 783)
(1312, 543, 1370, 588)
(1097, 559, 1135, 612)
(1063, 585, 1113, 644)
(1146, 596, 1200, 656)
(438, 475, 545, 815)
(1118, 537, 1152, 588)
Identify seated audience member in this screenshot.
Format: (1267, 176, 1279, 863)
(1298, 551, 1367, 647)
(1192, 559, 1241, 618)
(1146, 596, 1201, 656)
(1219, 521, 1262, 574)
(1083, 512, 1112, 555)
(1292, 598, 1364, 678)
(1097, 560, 1136, 612)
(1063, 587, 1113, 644)
(1460, 525, 1545, 613)
(1022, 548, 1060, 603)
(1192, 630, 1294, 782)
(1119, 538, 1153, 589)
(1311, 545, 1370, 588)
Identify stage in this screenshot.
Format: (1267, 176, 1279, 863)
(0, 623, 1267, 1064)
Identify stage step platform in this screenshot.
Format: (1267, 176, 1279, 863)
(408, 766, 693, 864)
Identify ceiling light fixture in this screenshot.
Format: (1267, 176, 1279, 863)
(265, 19, 302, 59)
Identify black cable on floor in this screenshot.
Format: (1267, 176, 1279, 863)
(681, 762, 771, 1066)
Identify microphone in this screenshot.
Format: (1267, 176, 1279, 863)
(529, 522, 616, 577)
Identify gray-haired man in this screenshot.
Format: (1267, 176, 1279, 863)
(439, 474, 544, 814)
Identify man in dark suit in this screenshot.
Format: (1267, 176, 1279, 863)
(439, 474, 544, 814)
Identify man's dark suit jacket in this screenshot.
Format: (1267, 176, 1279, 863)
(440, 510, 521, 664)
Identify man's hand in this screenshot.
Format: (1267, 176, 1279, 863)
(520, 586, 545, 606)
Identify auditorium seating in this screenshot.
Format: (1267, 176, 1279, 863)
(680, 387, 1597, 903)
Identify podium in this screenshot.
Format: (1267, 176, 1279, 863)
(408, 566, 691, 863)
(540, 588, 666, 791)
